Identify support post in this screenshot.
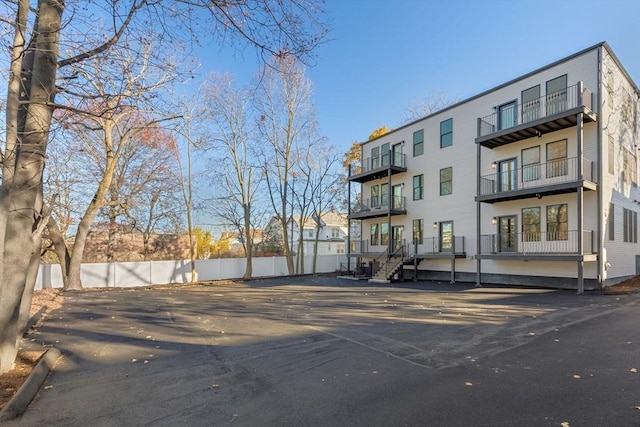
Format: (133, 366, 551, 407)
(475, 135, 482, 287)
(577, 111, 585, 294)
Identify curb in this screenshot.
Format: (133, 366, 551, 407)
(0, 347, 61, 422)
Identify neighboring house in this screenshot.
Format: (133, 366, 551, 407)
(264, 212, 348, 256)
(347, 42, 639, 291)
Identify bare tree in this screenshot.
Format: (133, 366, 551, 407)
(401, 91, 462, 124)
(307, 146, 343, 273)
(47, 35, 183, 289)
(203, 73, 261, 278)
(0, 0, 328, 373)
(171, 99, 201, 282)
(255, 56, 320, 274)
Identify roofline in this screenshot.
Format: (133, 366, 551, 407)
(363, 41, 637, 145)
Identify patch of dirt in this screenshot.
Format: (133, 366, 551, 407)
(0, 289, 64, 411)
(603, 274, 640, 293)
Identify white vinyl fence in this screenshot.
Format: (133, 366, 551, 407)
(35, 255, 348, 290)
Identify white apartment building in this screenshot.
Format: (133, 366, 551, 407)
(346, 42, 639, 291)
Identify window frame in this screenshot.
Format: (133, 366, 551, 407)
(370, 223, 379, 246)
(522, 146, 541, 182)
(440, 118, 453, 148)
(380, 223, 389, 246)
(413, 174, 424, 200)
(440, 167, 453, 196)
(412, 219, 423, 244)
(608, 203, 615, 241)
(413, 129, 424, 157)
(546, 204, 568, 241)
(546, 139, 568, 178)
(623, 208, 638, 243)
(370, 185, 379, 208)
(381, 142, 390, 166)
(521, 206, 541, 242)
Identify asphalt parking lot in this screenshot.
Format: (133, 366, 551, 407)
(7, 276, 640, 426)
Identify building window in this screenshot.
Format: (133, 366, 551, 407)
(546, 139, 567, 178)
(522, 146, 540, 182)
(380, 223, 389, 246)
(392, 142, 403, 167)
(371, 146, 380, 169)
(439, 221, 453, 252)
(624, 148, 638, 186)
(521, 85, 541, 123)
(381, 142, 390, 166)
(440, 118, 453, 148)
(392, 184, 403, 209)
(522, 207, 541, 242)
(498, 100, 517, 130)
(370, 223, 379, 246)
(413, 129, 424, 157)
(608, 136, 615, 175)
(381, 183, 389, 207)
(413, 174, 424, 200)
(546, 74, 567, 115)
(547, 204, 568, 241)
(608, 203, 615, 241)
(370, 185, 379, 208)
(331, 228, 340, 238)
(412, 219, 423, 244)
(440, 167, 452, 195)
(623, 208, 638, 243)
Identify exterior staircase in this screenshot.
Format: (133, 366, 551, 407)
(369, 256, 404, 283)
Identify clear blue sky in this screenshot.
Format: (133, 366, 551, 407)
(198, 0, 640, 155)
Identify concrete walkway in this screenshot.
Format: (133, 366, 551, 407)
(6, 277, 640, 426)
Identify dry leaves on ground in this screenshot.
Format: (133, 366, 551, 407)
(0, 289, 64, 411)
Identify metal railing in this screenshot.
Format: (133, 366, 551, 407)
(479, 230, 593, 254)
(478, 82, 593, 138)
(350, 152, 406, 176)
(479, 157, 594, 196)
(350, 196, 406, 214)
(413, 236, 466, 254)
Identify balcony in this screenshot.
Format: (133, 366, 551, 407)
(348, 196, 407, 220)
(349, 153, 407, 183)
(476, 82, 596, 149)
(476, 157, 597, 203)
(477, 230, 596, 261)
(407, 236, 467, 259)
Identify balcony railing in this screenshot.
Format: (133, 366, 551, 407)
(479, 230, 593, 255)
(478, 83, 593, 138)
(349, 152, 406, 177)
(350, 196, 406, 215)
(410, 236, 466, 255)
(479, 157, 594, 197)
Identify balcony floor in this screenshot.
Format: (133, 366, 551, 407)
(476, 179, 597, 203)
(348, 208, 407, 220)
(349, 165, 407, 184)
(413, 252, 467, 260)
(477, 253, 597, 262)
(476, 106, 597, 149)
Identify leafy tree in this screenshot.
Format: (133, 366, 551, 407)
(368, 126, 391, 140)
(193, 228, 214, 259)
(342, 141, 362, 174)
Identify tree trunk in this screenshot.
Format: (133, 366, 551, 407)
(0, 0, 63, 374)
(312, 226, 321, 274)
(242, 204, 253, 279)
